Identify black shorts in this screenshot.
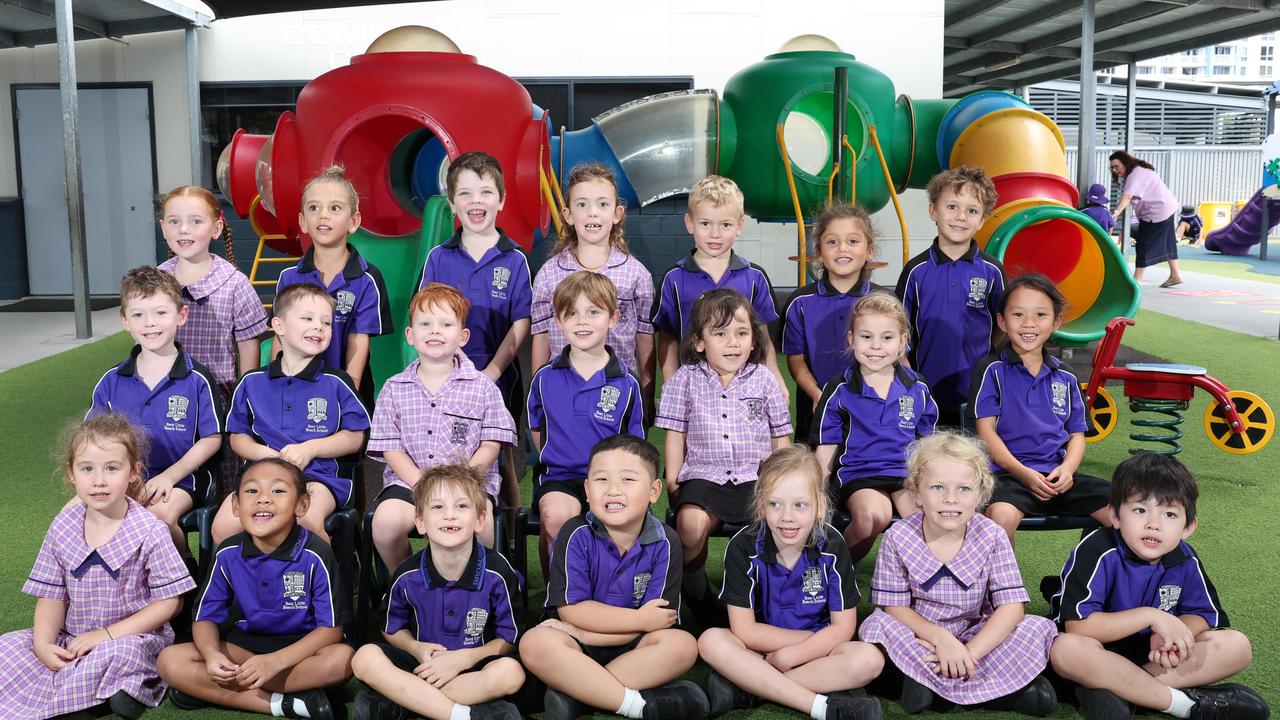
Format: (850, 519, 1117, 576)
(673, 479, 754, 525)
(794, 397, 816, 446)
(989, 472, 1110, 516)
(532, 478, 587, 510)
(224, 627, 310, 655)
(307, 477, 353, 511)
(1103, 633, 1153, 667)
(377, 641, 510, 674)
(831, 475, 907, 507)
(577, 634, 644, 667)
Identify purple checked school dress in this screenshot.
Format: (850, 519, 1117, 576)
(858, 512, 1056, 704)
(0, 498, 196, 719)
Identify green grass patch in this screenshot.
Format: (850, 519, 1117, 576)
(1, 311, 1275, 718)
(1177, 259, 1280, 286)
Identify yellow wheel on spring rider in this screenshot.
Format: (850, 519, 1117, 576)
(1083, 384, 1118, 444)
(1204, 390, 1274, 455)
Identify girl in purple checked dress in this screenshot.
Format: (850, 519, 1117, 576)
(0, 414, 196, 719)
(858, 432, 1058, 716)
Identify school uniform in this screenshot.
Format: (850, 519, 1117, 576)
(195, 525, 348, 654)
(858, 512, 1058, 705)
(652, 251, 778, 341)
(527, 347, 644, 505)
(88, 344, 224, 499)
(1081, 204, 1115, 235)
(719, 523, 859, 632)
(0, 499, 196, 718)
(655, 362, 791, 523)
(969, 347, 1109, 516)
(368, 356, 517, 503)
(781, 276, 884, 441)
(159, 254, 269, 401)
(531, 249, 655, 372)
(895, 240, 1004, 423)
(1179, 209, 1203, 243)
(275, 245, 393, 377)
(812, 364, 937, 504)
(419, 229, 532, 421)
(227, 355, 371, 509)
(1050, 527, 1227, 664)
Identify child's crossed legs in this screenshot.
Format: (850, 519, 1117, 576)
(352, 643, 524, 720)
(157, 638, 353, 713)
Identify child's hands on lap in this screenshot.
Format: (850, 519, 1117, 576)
(1148, 612, 1195, 660)
(1148, 632, 1184, 669)
(919, 633, 977, 679)
(1015, 466, 1058, 501)
(235, 651, 288, 689)
(66, 628, 111, 657)
(765, 645, 802, 673)
(416, 648, 470, 688)
(205, 651, 239, 687)
(411, 641, 447, 664)
(1044, 465, 1075, 493)
(537, 619, 583, 642)
(278, 442, 317, 470)
(34, 641, 75, 671)
(637, 598, 678, 631)
(143, 472, 179, 506)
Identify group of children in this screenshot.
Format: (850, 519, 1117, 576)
(0, 149, 1266, 720)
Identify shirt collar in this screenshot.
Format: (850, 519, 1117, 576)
(421, 538, 486, 590)
(441, 228, 517, 254)
(555, 248, 628, 272)
(298, 244, 366, 281)
(998, 344, 1062, 372)
(1113, 528, 1193, 568)
(240, 523, 307, 561)
(754, 524, 823, 564)
(585, 511, 666, 547)
(694, 360, 759, 388)
(928, 239, 979, 265)
(842, 363, 916, 394)
(68, 499, 146, 579)
(817, 275, 871, 297)
(267, 352, 325, 381)
(551, 345, 626, 378)
(678, 250, 749, 274)
(116, 343, 194, 380)
(899, 512, 986, 590)
(395, 355, 480, 388)
(179, 255, 236, 302)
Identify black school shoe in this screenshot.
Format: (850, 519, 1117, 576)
(280, 689, 334, 720)
(543, 687, 588, 720)
(470, 700, 523, 720)
(827, 694, 884, 720)
(984, 675, 1057, 716)
(900, 675, 937, 715)
(165, 687, 210, 711)
(706, 670, 758, 717)
(1075, 687, 1134, 720)
(108, 690, 147, 719)
(641, 680, 710, 720)
(1186, 684, 1271, 720)
(351, 689, 405, 720)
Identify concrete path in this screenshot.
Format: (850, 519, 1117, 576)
(1135, 269, 1280, 340)
(0, 306, 123, 373)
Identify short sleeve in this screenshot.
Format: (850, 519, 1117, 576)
(986, 265, 1006, 317)
(654, 366, 691, 433)
(419, 250, 438, 291)
(23, 521, 68, 600)
(141, 525, 197, 600)
(508, 253, 533, 322)
(824, 527, 862, 611)
(193, 546, 237, 624)
(985, 527, 1030, 606)
(87, 370, 114, 420)
(545, 520, 589, 607)
(384, 558, 418, 637)
(307, 543, 350, 627)
(1172, 556, 1229, 629)
(333, 372, 371, 432)
(646, 522, 683, 610)
(480, 380, 518, 445)
(487, 553, 523, 644)
(527, 370, 547, 432)
(652, 270, 679, 337)
(226, 376, 254, 435)
(869, 527, 912, 607)
(231, 273, 269, 342)
(1065, 375, 1088, 435)
(367, 382, 405, 457)
(970, 361, 1002, 420)
(351, 265, 393, 337)
(718, 532, 756, 609)
(781, 290, 807, 356)
(1052, 534, 1112, 624)
(812, 378, 847, 447)
(192, 364, 226, 438)
(763, 373, 793, 438)
(623, 376, 646, 438)
(917, 383, 938, 437)
(633, 264, 656, 335)
(530, 266, 556, 336)
(750, 267, 779, 324)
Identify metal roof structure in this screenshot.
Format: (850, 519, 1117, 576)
(945, 0, 1280, 97)
(0, 0, 211, 49)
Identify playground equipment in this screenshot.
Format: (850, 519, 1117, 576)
(1203, 187, 1280, 256)
(216, 27, 1142, 389)
(1082, 317, 1274, 455)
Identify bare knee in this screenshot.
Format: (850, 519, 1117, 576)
(986, 502, 1023, 529)
(371, 503, 413, 548)
(837, 641, 885, 675)
(1050, 633, 1103, 678)
(647, 629, 698, 667)
(540, 497, 580, 541)
(351, 643, 384, 678)
(676, 508, 713, 547)
(519, 626, 569, 668)
(488, 657, 526, 696)
(157, 643, 199, 680)
(697, 627, 737, 664)
(1202, 629, 1253, 673)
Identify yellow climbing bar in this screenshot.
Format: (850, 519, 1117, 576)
(868, 125, 909, 265)
(776, 124, 808, 285)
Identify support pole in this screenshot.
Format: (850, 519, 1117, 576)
(1076, 0, 1097, 203)
(1261, 89, 1275, 262)
(1121, 60, 1137, 255)
(186, 27, 202, 185)
(56, 0, 90, 338)
(833, 66, 848, 202)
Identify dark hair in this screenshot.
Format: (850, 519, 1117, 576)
(1108, 151, 1155, 175)
(120, 265, 184, 312)
(925, 166, 998, 216)
(237, 457, 308, 497)
(1110, 452, 1198, 523)
(1000, 273, 1066, 318)
(678, 289, 768, 367)
(810, 202, 875, 285)
(589, 434, 659, 480)
(446, 151, 505, 200)
(553, 163, 629, 256)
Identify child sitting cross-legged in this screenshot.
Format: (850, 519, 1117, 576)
(519, 434, 709, 720)
(351, 464, 525, 720)
(157, 457, 354, 720)
(1049, 452, 1268, 720)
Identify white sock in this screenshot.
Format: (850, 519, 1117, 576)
(810, 693, 829, 720)
(289, 697, 313, 718)
(617, 687, 646, 719)
(269, 693, 284, 717)
(1166, 689, 1195, 718)
(449, 703, 472, 720)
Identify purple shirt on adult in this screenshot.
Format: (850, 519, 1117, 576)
(1122, 166, 1178, 223)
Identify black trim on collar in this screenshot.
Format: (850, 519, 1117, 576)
(550, 345, 626, 378)
(441, 228, 517, 254)
(997, 344, 1061, 370)
(928, 238, 979, 264)
(298, 245, 366, 281)
(842, 363, 916, 391)
(818, 275, 872, 297)
(679, 250, 749, 274)
(421, 538, 485, 590)
(116, 343, 194, 380)
(755, 524, 823, 564)
(240, 523, 306, 561)
(586, 511, 667, 546)
(267, 352, 325, 381)
(1114, 528, 1192, 568)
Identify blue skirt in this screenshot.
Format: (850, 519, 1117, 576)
(1135, 214, 1177, 267)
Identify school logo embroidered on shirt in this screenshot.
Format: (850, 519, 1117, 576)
(898, 395, 916, 429)
(1051, 381, 1069, 416)
(632, 572, 652, 607)
(596, 386, 620, 421)
(307, 397, 329, 424)
(801, 566, 825, 605)
(282, 571, 306, 602)
(967, 277, 989, 307)
(450, 419, 470, 446)
(464, 608, 488, 645)
(743, 398, 765, 425)
(492, 267, 511, 290)
(166, 395, 190, 422)
(334, 290, 355, 315)
(1158, 585, 1182, 612)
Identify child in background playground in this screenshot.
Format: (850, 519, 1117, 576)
(895, 166, 1005, 428)
(697, 445, 884, 720)
(0, 414, 195, 720)
(656, 289, 791, 625)
(813, 292, 936, 562)
(531, 163, 656, 418)
(1081, 183, 1115, 237)
(157, 185, 269, 402)
(857, 432, 1058, 717)
(782, 203, 885, 442)
(1176, 205, 1204, 246)
(969, 274, 1111, 543)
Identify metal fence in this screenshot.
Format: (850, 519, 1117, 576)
(1068, 146, 1263, 206)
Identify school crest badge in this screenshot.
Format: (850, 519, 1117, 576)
(632, 572, 652, 607)
(307, 397, 329, 424)
(967, 277, 989, 307)
(898, 395, 916, 428)
(334, 290, 355, 315)
(743, 398, 765, 425)
(492, 267, 511, 291)
(801, 566, 825, 604)
(597, 386, 620, 419)
(166, 394, 189, 422)
(1158, 585, 1182, 612)
(464, 608, 488, 645)
(282, 571, 306, 602)
(1051, 381, 1069, 416)
(451, 419, 470, 445)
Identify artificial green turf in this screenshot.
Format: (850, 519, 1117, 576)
(0, 312, 1275, 719)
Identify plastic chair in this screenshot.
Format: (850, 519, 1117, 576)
(178, 465, 221, 583)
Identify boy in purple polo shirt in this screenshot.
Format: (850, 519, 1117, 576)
(520, 435, 708, 720)
(653, 175, 785, 392)
(159, 458, 352, 720)
(352, 464, 525, 720)
(212, 283, 370, 546)
(895, 166, 1005, 428)
(274, 165, 393, 394)
(89, 267, 223, 556)
(1049, 453, 1266, 720)
(419, 151, 532, 514)
(367, 283, 517, 572)
(528, 271, 645, 575)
